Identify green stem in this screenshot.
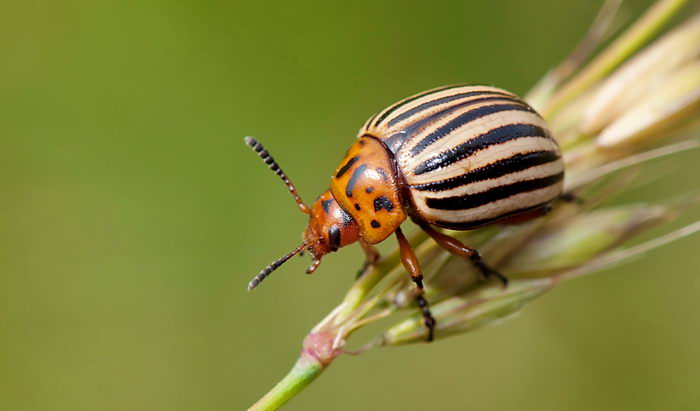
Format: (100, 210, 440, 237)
(338, 230, 429, 321)
(248, 353, 324, 411)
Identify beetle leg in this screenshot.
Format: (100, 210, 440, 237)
(419, 223, 508, 287)
(395, 227, 435, 342)
(356, 240, 380, 279)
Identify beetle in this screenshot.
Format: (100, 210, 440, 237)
(245, 85, 564, 341)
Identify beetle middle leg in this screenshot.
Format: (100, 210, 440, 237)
(356, 240, 380, 279)
(395, 227, 435, 342)
(419, 223, 508, 287)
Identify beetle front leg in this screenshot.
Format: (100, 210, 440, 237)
(356, 240, 380, 279)
(395, 227, 435, 342)
(419, 223, 508, 287)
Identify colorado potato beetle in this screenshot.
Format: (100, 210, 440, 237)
(246, 85, 564, 341)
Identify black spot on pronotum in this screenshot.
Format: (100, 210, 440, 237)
(371, 220, 381, 228)
(354, 203, 361, 211)
(346, 164, 367, 197)
(373, 196, 394, 212)
(336, 156, 359, 178)
(328, 226, 341, 251)
(321, 199, 333, 213)
(366, 187, 375, 194)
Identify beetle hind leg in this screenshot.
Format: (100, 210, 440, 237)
(419, 223, 508, 287)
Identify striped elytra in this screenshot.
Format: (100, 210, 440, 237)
(246, 85, 566, 341)
(343, 84, 564, 233)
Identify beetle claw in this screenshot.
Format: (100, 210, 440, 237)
(306, 259, 321, 274)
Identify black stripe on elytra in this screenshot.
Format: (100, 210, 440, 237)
(363, 113, 378, 131)
(373, 196, 395, 212)
(328, 225, 341, 251)
(346, 164, 367, 197)
(373, 85, 466, 128)
(433, 202, 550, 230)
(387, 91, 512, 127)
(336, 156, 359, 178)
(321, 199, 333, 213)
(413, 123, 547, 176)
(410, 103, 535, 156)
(412, 150, 560, 192)
(425, 172, 564, 210)
(381, 95, 520, 154)
(401, 96, 523, 139)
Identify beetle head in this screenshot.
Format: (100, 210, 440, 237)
(245, 136, 363, 291)
(247, 190, 360, 291)
(303, 190, 360, 272)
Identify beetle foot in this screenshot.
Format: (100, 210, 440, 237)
(559, 192, 584, 204)
(470, 254, 509, 288)
(413, 289, 435, 342)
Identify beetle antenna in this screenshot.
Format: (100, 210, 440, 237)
(247, 241, 308, 291)
(245, 136, 311, 214)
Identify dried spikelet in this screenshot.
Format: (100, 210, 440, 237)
(582, 14, 700, 136)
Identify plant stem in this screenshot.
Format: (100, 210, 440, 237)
(542, 0, 689, 118)
(247, 2, 694, 408)
(248, 353, 324, 411)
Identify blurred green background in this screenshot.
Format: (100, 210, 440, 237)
(2, 0, 699, 410)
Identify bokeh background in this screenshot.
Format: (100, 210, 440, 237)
(2, 0, 699, 410)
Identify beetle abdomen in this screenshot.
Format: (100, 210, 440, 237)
(362, 85, 564, 229)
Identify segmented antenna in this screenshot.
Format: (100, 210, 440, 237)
(244, 136, 310, 214)
(248, 241, 308, 291)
